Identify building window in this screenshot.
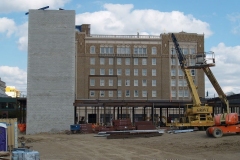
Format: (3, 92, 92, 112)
(125, 90, 130, 97)
(109, 58, 113, 65)
(90, 69, 95, 75)
(134, 90, 139, 97)
(171, 58, 176, 65)
(142, 80, 147, 86)
(90, 90, 95, 97)
(152, 69, 156, 76)
(184, 90, 189, 97)
(171, 79, 176, 86)
(152, 58, 156, 65)
(142, 58, 147, 65)
(152, 90, 157, 97)
(178, 79, 183, 86)
(117, 47, 130, 54)
(118, 79, 122, 86)
(178, 90, 183, 97)
(134, 80, 138, 86)
(134, 58, 138, 65)
(171, 69, 176, 76)
(90, 46, 95, 54)
(191, 69, 195, 76)
(100, 47, 114, 54)
(125, 58, 130, 65)
(100, 79, 105, 86)
(182, 48, 188, 55)
(125, 80, 130, 86)
(134, 69, 138, 76)
(152, 47, 157, 55)
(100, 58, 105, 65)
(152, 80, 156, 86)
(118, 90, 122, 97)
(142, 90, 147, 97)
(117, 69, 122, 75)
(90, 79, 95, 86)
(109, 79, 113, 86)
(109, 91, 113, 97)
(184, 80, 187, 86)
(100, 90, 105, 97)
(190, 59, 195, 66)
(100, 69, 105, 75)
(171, 90, 176, 97)
(190, 48, 196, 54)
(125, 69, 130, 76)
(178, 69, 183, 76)
(134, 47, 147, 54)
(90, 58, 95, 65)
(117, 58, 122, 65)
(109, 69, 113, 75)
(142, 69, 147, 76)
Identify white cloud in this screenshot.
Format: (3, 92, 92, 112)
(16, 22, 28, 51)
(227, 13, 240, 35)
(205, 43, 240, 97)
(0, 66, 27, 94)
(0, 17, 17, 37)
(76, 3, 213, 37)
(0, 0, 70, 13)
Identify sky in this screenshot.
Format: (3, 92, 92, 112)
(0, 0, 240, 98)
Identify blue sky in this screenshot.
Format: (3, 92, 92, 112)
(0, 0, 240, 97)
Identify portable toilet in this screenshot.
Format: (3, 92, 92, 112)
(0, 123, 7, 151)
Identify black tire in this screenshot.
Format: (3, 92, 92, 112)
(212, 128, 223, 138)
(206, 128, 212, 137)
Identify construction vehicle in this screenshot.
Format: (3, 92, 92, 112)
(191, 52, 240, 137)
(169, 33, 214, 129)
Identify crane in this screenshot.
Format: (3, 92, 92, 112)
(170, 33, 214, 129)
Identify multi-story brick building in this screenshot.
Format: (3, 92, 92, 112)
(75, 24, 205, 124)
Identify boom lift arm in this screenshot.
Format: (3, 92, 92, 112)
(171, 33, 201, 107)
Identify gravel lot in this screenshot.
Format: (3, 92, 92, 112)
(21, 130, 240, 160)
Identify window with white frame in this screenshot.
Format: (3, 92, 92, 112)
(134, 58, 138, 65)
(152, 58, 156, 65)
(100, 69, 105, 75)
(125, 58, 130, 65)
(100, 58, 105, 65)
(152, 69, 156, 76)
(178, 79, 183, 86)
(125, 80, 130, 86)
(190, 48, 196, 54)
(171, 58, 176, 65)
(125, 90, 130, 97)
(134, 90, 139, 97)
(184, 79, 187, 86)
(152, 90, 157, 97)
(191, 69, 195, 76)
(117, 47, 130, 54)
(90, 79, 95, 86)
(170, 48, 176, 55)
(152, 80, 156, 86)
(142, 69, 147, 76)
(100, 47, 114, 54)
(134, 69, 138, 76)
(142, 58, 147, 65)
(142, 79, 147, 86)
(109, 91, 113, 97)
(178, 69, 183, 76)
(90, 46, 95, 54)
(109, 79, 113, 86)
(152, 47, 157, 55)
(117, 69, 122, 75)
(109, 58, 113, 65)
(182, 48, 188, 55)
(90, 58, 95, 65)
(125, 69, 130, 76)
(134, 80, 138, 86)
(184, 90, 189, 97)
(100, 79, 105, 86)
(171, 90, 176, 97)
(118, 79, 122, 86)
(90, 90, 95, 97)
(178, 90, 183, 97)
(117, 58, 122, 65)
(190, 59, 195, 66)
(134, 47, 147, 54)
(171, 69, 176, 76)
(100, 90, 105, 97)
(142, 90, 147, 97)
(90, 69, 95, 75)
(171, 79, 176, 86)
(109, 69, 113, 75)
(117, 90, 122, 97)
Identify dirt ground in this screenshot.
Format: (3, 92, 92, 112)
(19, 130, 240, 160)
